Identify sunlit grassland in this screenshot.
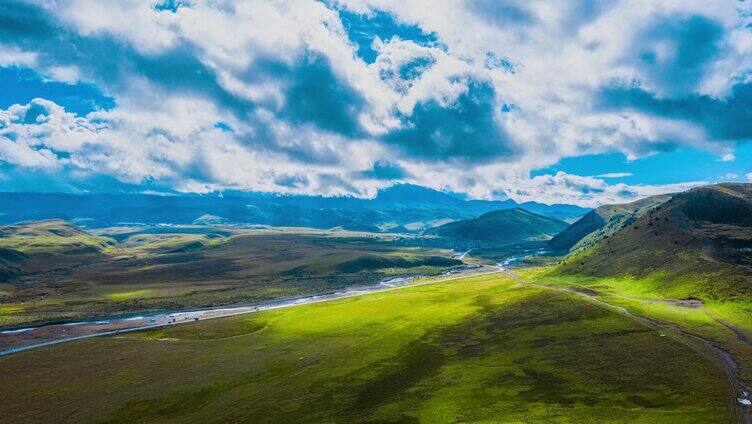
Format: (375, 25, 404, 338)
(520, 267, 752, 382)
(707, 300, 752, 330)
(105, 289, 155, 302)
(0, 274, 730, 423)
(0, 304, 24, 315)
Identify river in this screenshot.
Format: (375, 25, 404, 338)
(0, 264, 491, 356)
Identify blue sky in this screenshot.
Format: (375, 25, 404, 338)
(0, 0, 751, 206)
(533, 145, 752, 185)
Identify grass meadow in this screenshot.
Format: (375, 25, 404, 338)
(0, 273, 731, 423)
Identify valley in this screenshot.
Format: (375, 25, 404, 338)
(3, 4, 751, 422)
(0, 273, 733, 423)
(0, 221, 466, 328)
(0, 263, 497, 356)
(2, 183, 752, 423)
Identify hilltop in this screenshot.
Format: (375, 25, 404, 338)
(547, 194, 673, 253)
(428, 208, 569, 245)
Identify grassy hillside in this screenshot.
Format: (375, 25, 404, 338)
(0, 220, 114, 254)
(336, 254, 461, 273)
(0, 274, 730, 423)
(429, 208, 568, 245)
(547, 194, 672, 253)
(551, 184, 752, 301)
(527, 183, 752, 390)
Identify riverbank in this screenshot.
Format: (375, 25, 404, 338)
(0, 264, 494, 356)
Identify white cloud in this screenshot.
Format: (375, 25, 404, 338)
(746, 173, 752, 183)
(500, 172, 701, 207)
(0, 46, 37, 68)
(0, 0, 749, 206)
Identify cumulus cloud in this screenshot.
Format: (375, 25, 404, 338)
(501, 172, 702, 208)
(0, 0, 750, 206)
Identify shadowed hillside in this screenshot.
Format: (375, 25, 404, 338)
(547, 194, 672, 253)
(429, 208, 568, 245)
(0, 247, 26, 282)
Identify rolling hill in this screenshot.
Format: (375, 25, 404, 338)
(0, 220, 114, 254)
(546, 194, 672, 253)
(552, 183, 752, 300)
(428, 208, 569, 245)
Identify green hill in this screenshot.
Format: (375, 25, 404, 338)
(552, 183, 752, 300)
(0, 220, 114, 254)
(547, 194, 672, 253)
(429, 208, 568, 245)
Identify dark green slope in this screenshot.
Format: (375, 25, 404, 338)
(553, 183, 752, 300)
(0, 247, 26, 282)
(547, 194, 672, 252)
(429, 208, 568, 244)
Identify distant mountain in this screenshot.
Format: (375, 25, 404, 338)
(547, 194, 673, 253)
(428, 208, 569, 245)
(517, 201, 593, 223)
(372, 184, 469, 205)
(0, 185, 589, 231)
(553, 183, 752, 300)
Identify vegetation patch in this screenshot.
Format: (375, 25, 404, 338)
(106, 289, 154, 302)
(0, 304, 24, 315)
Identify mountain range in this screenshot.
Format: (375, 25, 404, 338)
(0, 184, 589, 231)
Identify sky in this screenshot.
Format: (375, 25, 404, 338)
(0, 0, 751, 207)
